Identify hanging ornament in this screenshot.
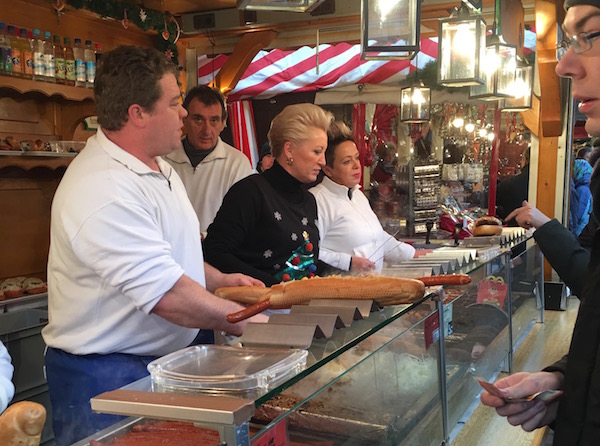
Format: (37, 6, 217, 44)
(121, 8, 129, 29)
(53, 0, 65, 12)
(139, 9, 148, 23)
(161, 18, 170, 40)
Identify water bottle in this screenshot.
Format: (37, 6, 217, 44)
(63, 37, 75, 86)
(84, 40, 95, 88)
(54, 35, 65, 84)
(43, 31, 55, 83)
(74, 38, 85, 87)
(8, 25, 21, 77)
(0, 23, 9, 75)
(20, 28, 33, 79)
(95, 43, 103, 71)
(32, 29, 45, 81)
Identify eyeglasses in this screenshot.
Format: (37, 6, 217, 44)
(189, 115, 222, 127)
(556, 30, 600, 58)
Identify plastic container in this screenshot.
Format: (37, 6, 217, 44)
(48, 140, 85, 153)
(0, 309, 48, 394)
(147, 345, 308, 397)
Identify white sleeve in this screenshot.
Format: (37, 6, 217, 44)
(0, 341, 14, 413)
(312, 188, 352, 271)
(318, 246, 352, 271)
(382, 233, 416, 264)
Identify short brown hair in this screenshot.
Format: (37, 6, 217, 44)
(325, 121, 354, 167)
(95, 46, 179, 131)
(268, 104, 333, 158)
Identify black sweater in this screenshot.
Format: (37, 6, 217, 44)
(203, 161, 320, 286)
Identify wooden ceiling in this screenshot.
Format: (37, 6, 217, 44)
(141, 0, 536, 27)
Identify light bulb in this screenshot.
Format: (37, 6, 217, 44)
(453, 117, 464, 128)
(487, 133, 495, 142)
(478, 128, 488, 138)
(465, 122, 475, 133)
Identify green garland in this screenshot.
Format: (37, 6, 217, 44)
(60, 0, 179, 64)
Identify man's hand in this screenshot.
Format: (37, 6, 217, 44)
(219, 273, 264, 288)
(204, 262, 264, 292)
(480, 371, 563, 431)
(504, 201, 551, 230)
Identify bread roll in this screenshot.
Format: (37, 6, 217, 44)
(0, 401, 46, 446)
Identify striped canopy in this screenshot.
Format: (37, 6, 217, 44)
(198, 31, 535, 101)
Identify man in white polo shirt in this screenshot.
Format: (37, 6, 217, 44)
(42, 45, 266, 446)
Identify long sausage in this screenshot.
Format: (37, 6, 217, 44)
(416, 274, 471, 286)
(227, 299, 272, 324)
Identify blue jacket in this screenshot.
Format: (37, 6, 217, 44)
(569, 159, 592, 237)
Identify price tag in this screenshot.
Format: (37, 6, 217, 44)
(251, 418, 287, 446)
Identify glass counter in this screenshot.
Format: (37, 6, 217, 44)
(79, 236, 544, 446)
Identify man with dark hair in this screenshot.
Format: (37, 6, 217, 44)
(43, 46, 265, 445)
(481, 2, 600, 443)
(496, 146, 530, 224)
(164, 85, 252, 234)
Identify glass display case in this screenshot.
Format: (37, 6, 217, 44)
(78, 236, 544, 446)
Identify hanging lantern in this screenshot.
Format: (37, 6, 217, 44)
(400, 80, 431, 123)
(361, 0, 421, 60)
(501, 64, 534, 111)
(470, 34, 517, 101)
(438, 3, 486, 87)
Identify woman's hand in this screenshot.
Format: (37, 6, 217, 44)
(350, 256, 376, 273)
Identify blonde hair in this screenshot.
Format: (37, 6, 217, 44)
(268, 104, 334, 158)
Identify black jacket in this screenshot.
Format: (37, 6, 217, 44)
(535, 165, 600, 445)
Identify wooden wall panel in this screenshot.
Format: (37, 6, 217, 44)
(0, 171, 64, 279)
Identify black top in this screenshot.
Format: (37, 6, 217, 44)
(203, 160, 320, 286)
(496, 164, 530, 224)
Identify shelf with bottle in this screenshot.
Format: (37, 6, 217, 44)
(0, 75, 94, 101)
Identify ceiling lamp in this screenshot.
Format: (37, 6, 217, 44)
(361, 0, 421, 60)
(237, 0, 326, 12)
(469, 34, 517, 101)
(438, 2, 486, 87)
(501, 64, 534, 111)
(400, 80, 431, 123)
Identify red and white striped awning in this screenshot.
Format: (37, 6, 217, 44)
(198, 31, 536, 101)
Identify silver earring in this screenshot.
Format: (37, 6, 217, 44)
(287, 157, 294, 165)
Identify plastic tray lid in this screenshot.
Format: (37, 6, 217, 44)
(147, 345, 308, 392)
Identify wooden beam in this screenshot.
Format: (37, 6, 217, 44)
(535, 0, 562, 137)
(211, 30, 278, 94)
(533, 0, 563, 281)
(520, 95, 541, 137)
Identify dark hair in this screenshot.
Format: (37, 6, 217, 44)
(325, 121, 354, 167)
(183, 85, 228, 121)
(94, 46, 179, 131)
(577, 146, 593, 159)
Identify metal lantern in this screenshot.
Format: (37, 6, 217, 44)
(438, 4, 486, 86)
(501, 65, 534, 111)
(470, 34, 517, 101)
(237, 0, 325, 12)
(361, 0, 421, 60)
(400, 80, 431, 123)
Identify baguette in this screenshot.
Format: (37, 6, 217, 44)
(215, 285, 269, 304)
(0, 401, 46, 446)
(268, 276, 425, 308)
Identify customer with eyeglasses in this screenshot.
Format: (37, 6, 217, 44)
(480, 1, 600, 444)
(164, 85, 252, 235)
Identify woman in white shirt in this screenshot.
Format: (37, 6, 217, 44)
(310, 121, 415, 273)
(0, 341, 14, 413)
